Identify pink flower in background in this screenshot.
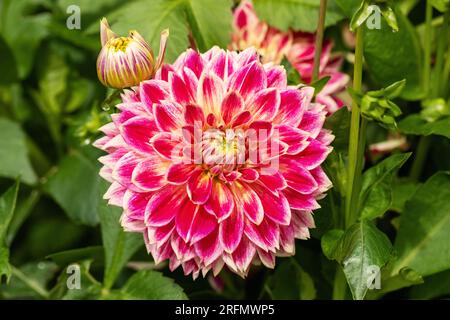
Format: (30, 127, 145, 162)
(230, 0, 292, 65)
(94, 46, 333, 278)
(231, 0, 349, 114)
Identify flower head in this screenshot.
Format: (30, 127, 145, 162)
(231, 0, 349, 114)
(96, 18, 169, 89)
(94, 46, 333, 279)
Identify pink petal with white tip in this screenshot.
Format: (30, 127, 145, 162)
(204, 180, 235, 221)
(187, 170, 212, 204)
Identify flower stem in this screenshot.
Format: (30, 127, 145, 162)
(312, 0, 328, 82)
(409, 0, 436, 181)
(423, 0, 433, 96)
(332, 267, 347, 300)
(345, 26, 364, 228)
(410, 135, 431, 181)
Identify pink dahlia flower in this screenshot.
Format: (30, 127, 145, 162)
(94, 46, 333, 279)
(231, 0, 350, 114)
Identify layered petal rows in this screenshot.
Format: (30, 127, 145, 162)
(95, 46, 333, 279)
(231, 0, 350, 114)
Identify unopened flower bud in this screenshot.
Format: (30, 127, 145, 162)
(96, 18, 168, 89)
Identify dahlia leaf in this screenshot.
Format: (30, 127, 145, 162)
(253, 0, 345, 32)
(105, 0, 189, 63)
(45, 151, 101, 226)
(0, 119, 37, 185)
(390, 172, 450, 277)
(0, 261, 57, 299)
(366, 265, 423, 299)
(115, 270, 187, 300)
(359, 153, 411, 220)
(0, 35, 18, 84)
(46, 246, 104, 268)
(333, 219, 393, 300)
(267, 259, 316, 300)
(429, 0, 450, 12)
(0, 0, 50, 79)
(389, 179, 421, 213)
(399, 114, 450, 139)
(184, 0, 233, 52)
(410, 270, 450, 299)
(321, 229, 344, 260)
(0, 181, 19, 284)
(324, 107, 350, 154)
(363, 8, 424, 100)
(0, 181, 20, 243)
(310, 76, 331, 96)
(55, 260, 102, 300)
(98, 181, 143, 290)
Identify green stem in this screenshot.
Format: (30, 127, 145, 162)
(410, 135, 431, 181)
(409, 1, 436, 181)
(332, 267, 347, 300)
(11, 265, 49, 299)
(423, 1, 433, 96)
(345, 27, 364, 228)
(440, 10, 450, 97)
(312, 0, 328, 82)
(350, 118, 367, 223)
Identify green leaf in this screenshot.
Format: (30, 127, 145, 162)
(324, 107, 350, 153)
(98, 180, 143, 290)
(253, 0, 345, 32)
(310, 76, 331, 95)
(184, 0, 233, 52)
(399, 114, 450, 138)
(0, 119, 37, 185)
(104, 0, 189, 63)
(391, 172, 450, 277)
(46, 246, 104, 267)
(267, 259, 316, 300)
(0, 35, 18, 84)
(379, 3, 399, 32)
(44, 151, 101, 226)
(363, 8, 424, 100)
(429, 0, 450, 12)
(321, 229, 344, 260)
(367, 265, 423, 298)
(410, 269, 450, 299)
(390, 179, 421, 213)
(54, 260, 102, 300)
(0, 181, 18, 283)
(350, 0, 371, 31)
(0, 261, 57, 299)
(333, 220, 393, 300)
(0, 0, 50, 79)
(335, 0, 361, 17)
(359, 153, 411, 220)
(114, 270, 187, 300)
(102, 0, 233, 63)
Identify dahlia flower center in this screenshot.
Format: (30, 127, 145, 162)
(201, 128, 244, 168)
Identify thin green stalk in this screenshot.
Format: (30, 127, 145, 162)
(440, 11, 450, 97)
(423, 1, 433, 96)
(409, 1, 436, 180)
(410, 135, 431, 181)
(345, 27, 364, 228)
(351, 118, 367, 222)
(11, 265, 49, 299)
(332, 267, 347, 300)
(312, 0, 328, 82)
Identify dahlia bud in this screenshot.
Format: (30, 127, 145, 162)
(96, 18, 169, 89)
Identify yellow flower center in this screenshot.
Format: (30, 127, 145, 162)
(107, 37, 131, 52)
